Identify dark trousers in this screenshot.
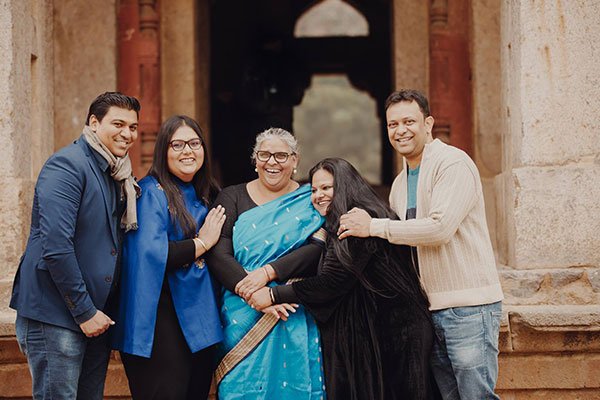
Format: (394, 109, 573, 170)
(121, 286, 215, 400)
(15, 315, 111, 400)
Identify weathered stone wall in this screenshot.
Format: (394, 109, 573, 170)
(0, 0, 55, 391)
(498, 0, 600, 302)
(161, 0, 211, 136)
(495, 0, 600, 396)
(471, 0, 503, 254)
(0, 0, 118, 314)
(390, 0, 429, 173)
(54, 0, 117, 150)
(0, 0, 54, 316)
(0, 0, 120, 396)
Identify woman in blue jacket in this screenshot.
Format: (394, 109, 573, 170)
(112, 115, 225, 399)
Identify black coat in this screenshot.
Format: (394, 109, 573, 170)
(290, 237, 436, 400)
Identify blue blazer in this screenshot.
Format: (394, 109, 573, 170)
(10, 136, 120, 332)
(112, 176, 223, 357)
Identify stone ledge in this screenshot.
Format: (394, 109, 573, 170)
(501, 305, 600, 353)
(497, 353, 600, 390)
(0, 358, 129, 398)
(506, 305, 600, 330)
(496, 389, 600, 400)
(0, 278, 16, 315)
(499, 267, 600, 306)
(2, 307, 598, 396)
(0, 310, 15, 337)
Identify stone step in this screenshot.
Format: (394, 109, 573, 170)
(500, 305, 600, 354)
(499, 267, 600, 306)
(0, 278, 15, 315)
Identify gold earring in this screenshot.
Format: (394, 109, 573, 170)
(293, 168, 297, 174)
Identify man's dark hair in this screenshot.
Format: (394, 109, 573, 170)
(384, 89, 430, 117)
(148, 115, 220, 238)
(86, 92, 141, 125)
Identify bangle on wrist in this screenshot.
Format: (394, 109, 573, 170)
(196, 237, 208, 252)
(269, 287, 275, 305)
(262, 267, 270, 281)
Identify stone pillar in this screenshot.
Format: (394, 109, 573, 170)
(471, 0, 502, 253)
(0, 0, 53, 395)
(161, 0, 211, 144)
(390, 0, 429, 174)
(499, 0, 600, 286)
(496, 0, 600, 395)
(0, 0, 53, 319)
(0, 1, 124, 397)
(429, 0, 473, 156)
(54, 0, 118, 150)
(118, 0, 161, 177)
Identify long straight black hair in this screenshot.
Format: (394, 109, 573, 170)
(309, 158, 432, 400)
(147, 115, 220, 238)
(309, 158, 429, 309)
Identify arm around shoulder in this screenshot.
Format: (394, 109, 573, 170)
(381, 160, 480, 246)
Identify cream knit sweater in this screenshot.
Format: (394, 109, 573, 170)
(370, 139, 503, 310)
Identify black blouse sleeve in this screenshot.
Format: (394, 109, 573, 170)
(270, 239, 324, 281)
(205, 189, 248, 291)
(165, 239, 196, 271)
(273, 238, 371, 323)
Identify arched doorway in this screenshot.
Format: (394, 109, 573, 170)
(117, 0, 475, 185)
(209, 0, 392, 186)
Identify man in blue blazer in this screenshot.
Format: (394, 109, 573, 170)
(10, 92, 141, 399)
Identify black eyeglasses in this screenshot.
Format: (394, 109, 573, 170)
(169, 138, 202, 152)
(255, 151, 295, 163)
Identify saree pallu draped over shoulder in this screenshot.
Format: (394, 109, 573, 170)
(216, 185, 326, 400)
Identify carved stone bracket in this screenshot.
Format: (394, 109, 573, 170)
(139, 0, 159, 37)
(430, 0, 448, 29)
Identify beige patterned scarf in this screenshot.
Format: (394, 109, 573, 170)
(83, 125, 140, 232)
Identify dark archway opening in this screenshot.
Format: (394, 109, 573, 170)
(209, 0, 392, 186)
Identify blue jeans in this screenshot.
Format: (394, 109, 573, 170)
(15, 315, 111, 400)
(430, 301, 502, 400)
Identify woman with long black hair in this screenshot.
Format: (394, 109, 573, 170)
(249, 157, 436, 400)
(112, 115, 225, 399)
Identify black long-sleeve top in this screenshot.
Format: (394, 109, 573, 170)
(206, 183, 323, 292)
(166, 240, 196, 271)
(274, 236, 429, 323)
(272, 236, 434, 400)
(272, 237, 369, 323)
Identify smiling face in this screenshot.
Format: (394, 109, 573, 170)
(167, 125, 204, 182)
(311, 168, 334, 216)
(254, 137, 298, 192)
(386, 100, 434, 169)
(89, 106, 139, 157)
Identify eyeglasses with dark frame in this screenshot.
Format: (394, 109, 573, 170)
(169, 138, 203, 152)
(255, 151, 295, 163)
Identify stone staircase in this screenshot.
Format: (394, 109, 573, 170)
(1, 269, 599, 398)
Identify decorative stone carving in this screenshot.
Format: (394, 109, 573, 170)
(430, 0, 448, 28)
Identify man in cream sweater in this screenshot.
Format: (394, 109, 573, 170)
(339, 89, 504, 400)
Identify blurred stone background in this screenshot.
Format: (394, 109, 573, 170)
(0, 0, 598, 398)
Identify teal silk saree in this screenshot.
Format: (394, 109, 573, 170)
(216, 185, 326, 399)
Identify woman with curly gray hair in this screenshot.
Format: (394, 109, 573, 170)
(207, 127, 326, 399)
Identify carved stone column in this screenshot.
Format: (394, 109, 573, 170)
(118, 0, 161, 176)
(390, 0, 429, 174)
(429, 0, 472, 155)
